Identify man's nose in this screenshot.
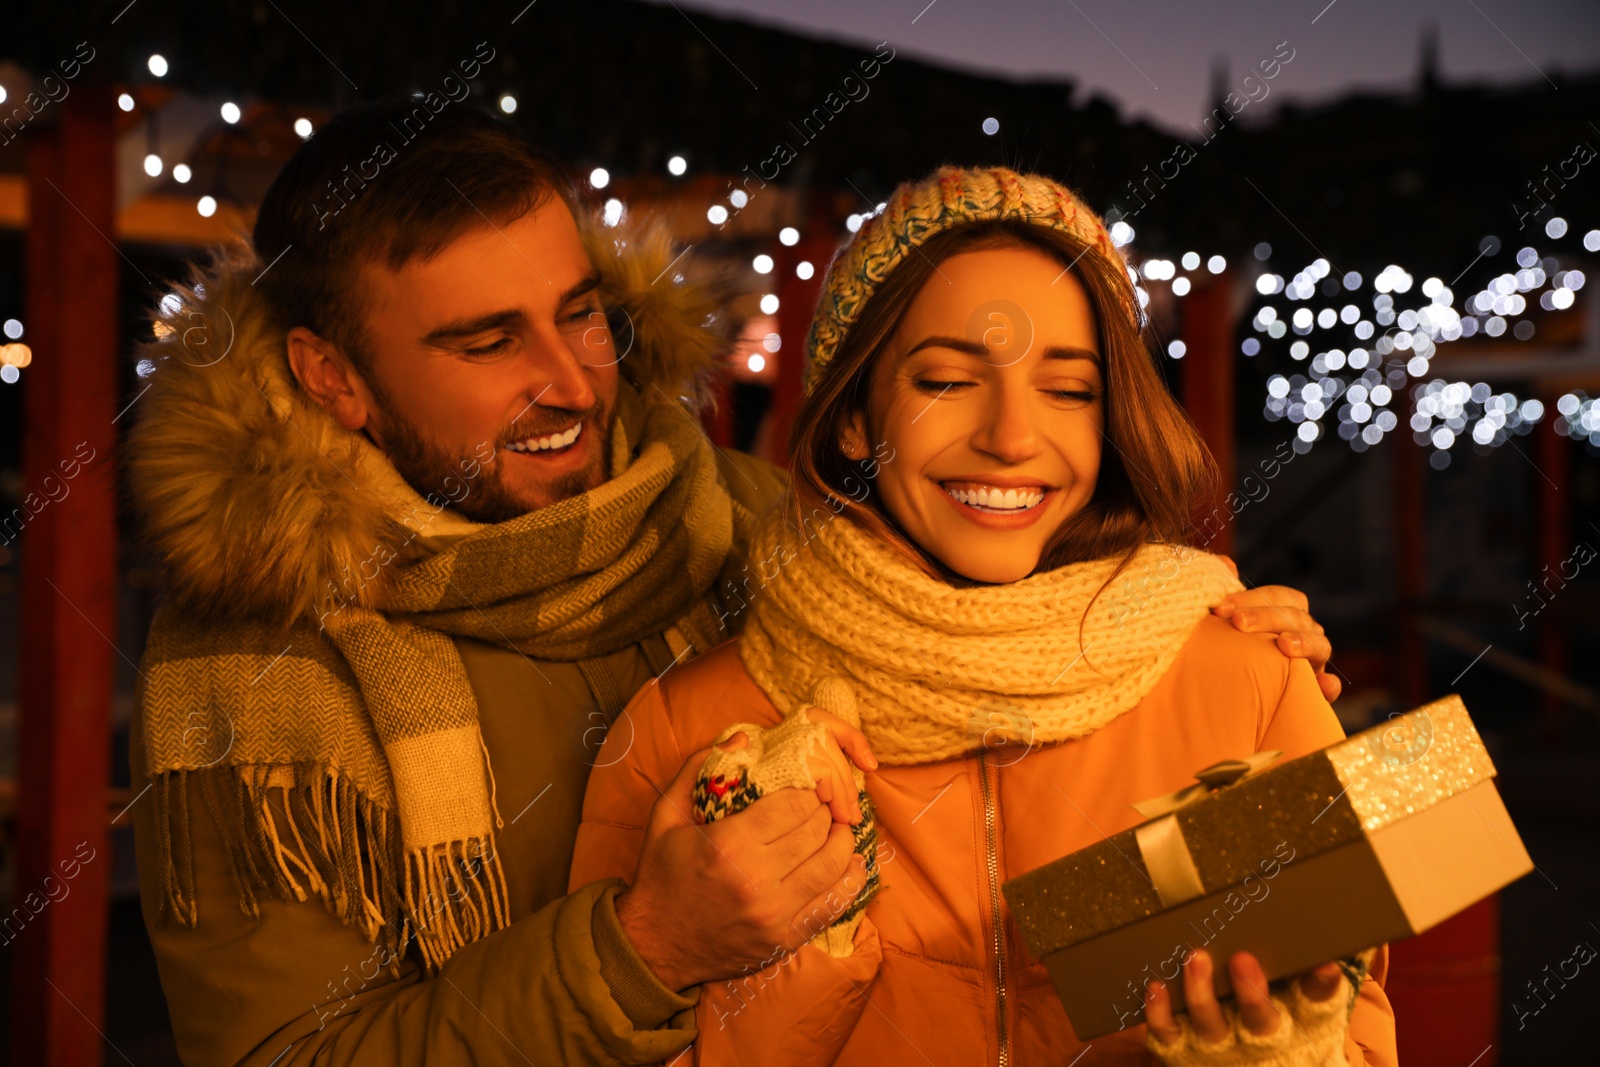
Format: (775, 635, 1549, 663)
(523, 326, 598, 413)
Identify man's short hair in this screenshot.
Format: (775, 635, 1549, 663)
(252, 100, 576, 365)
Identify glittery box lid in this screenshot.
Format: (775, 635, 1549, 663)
(1006, 694, 1494, 955)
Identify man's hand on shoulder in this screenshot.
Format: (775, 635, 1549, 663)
(614, 748, 869, 992)
(1210, 560, 1341, 703)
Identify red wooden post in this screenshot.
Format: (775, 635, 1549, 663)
(1181, 269, 1237, 558)
(1386, 898, 1505, 1067)
(767, 192, 834, 469)
(700, 368, 734, 447)
(1533, 392, 1570, 734)
(1383, 390, 1505, 1066)
(1394, 389, 1429, 704)
(12, 85, 120, 1067)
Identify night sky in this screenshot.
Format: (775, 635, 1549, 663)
(651, 0, 1600, 134)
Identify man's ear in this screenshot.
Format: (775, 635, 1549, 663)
(838, 411, 871, 461)
(286, 327, 370, 431)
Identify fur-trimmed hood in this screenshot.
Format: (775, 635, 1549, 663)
(126, 211, 733, 628)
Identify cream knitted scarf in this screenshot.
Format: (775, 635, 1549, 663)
(737, 506, 1243, 765)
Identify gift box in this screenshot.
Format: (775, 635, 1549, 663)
(1002, 694, 1533, 1040)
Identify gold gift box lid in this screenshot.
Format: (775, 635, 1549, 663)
(1006, 694, 1495, 956)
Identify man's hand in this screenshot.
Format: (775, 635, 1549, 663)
(1211, 562, 1341, 702)
(614, 748, 870, 992)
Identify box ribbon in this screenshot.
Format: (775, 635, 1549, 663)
(1131, 750, 1282, 908)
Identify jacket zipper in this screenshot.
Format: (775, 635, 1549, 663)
(979, 753, 1010, 1067)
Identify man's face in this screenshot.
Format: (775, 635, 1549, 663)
(350, 199, 620, 521)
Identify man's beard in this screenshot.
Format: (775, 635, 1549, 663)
(370, 390, 613, 525)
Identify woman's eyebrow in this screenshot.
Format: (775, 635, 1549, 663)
(905, 335, 987, 358)
(903, 335, 1102, 366)
(1041, 345, 1102, 366)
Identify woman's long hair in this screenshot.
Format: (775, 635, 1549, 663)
(787, 218, 1219, 582)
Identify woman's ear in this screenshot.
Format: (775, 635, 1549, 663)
(838, 412, 871, 461)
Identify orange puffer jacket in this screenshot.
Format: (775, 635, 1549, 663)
(570, 616, 1399, 1066)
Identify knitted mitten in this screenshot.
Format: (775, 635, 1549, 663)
(1144, 949, 1377, 1067)
(692, 678, 881, 958)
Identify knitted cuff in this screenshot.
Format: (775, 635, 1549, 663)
(1145, 977, 1352, 1067)
(693, 706, 881, 959)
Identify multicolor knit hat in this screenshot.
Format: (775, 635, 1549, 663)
(804, 165, 1128, 395)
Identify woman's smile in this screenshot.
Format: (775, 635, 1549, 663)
(935, 476, 1056, 529)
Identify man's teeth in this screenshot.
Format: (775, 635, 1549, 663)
(944, 484, 1046, 511)
(506, 422, 582, 453)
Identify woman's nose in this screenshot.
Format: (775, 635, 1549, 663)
(975, 389, 1043, 463)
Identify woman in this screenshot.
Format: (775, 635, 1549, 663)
(570, 166, 1397, 1065)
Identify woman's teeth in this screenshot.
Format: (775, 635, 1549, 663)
(506, 421, 582, 453)
(944, 484, 1046, 511)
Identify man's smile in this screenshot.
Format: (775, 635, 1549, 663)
(505, 419, 583, 454)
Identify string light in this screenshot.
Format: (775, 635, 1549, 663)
(1244, 229, 1595, 456)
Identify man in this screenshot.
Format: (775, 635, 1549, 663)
(126, 101, 1339, 1064)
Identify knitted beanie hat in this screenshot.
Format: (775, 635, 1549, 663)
(803, 165, 1129, 395)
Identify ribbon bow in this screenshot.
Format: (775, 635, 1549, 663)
(1130, 750, 1283, 819)
(1128, 750, 1282, 908)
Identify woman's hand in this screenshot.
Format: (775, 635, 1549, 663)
(1210, 562, 1341, 703)
(806, 709, 878, 825)
(711, 709, 878, 826)
(1143, 948, 1344, 1044)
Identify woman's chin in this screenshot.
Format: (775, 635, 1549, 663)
(928, 543, 1043, 585)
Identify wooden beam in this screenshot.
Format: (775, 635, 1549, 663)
(0, 173, 254, 248)
(11, 85, 120, 1067)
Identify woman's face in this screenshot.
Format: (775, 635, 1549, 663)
(846, 245, 1104, 583)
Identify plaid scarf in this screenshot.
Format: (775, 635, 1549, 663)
(140, 379, 752, 968)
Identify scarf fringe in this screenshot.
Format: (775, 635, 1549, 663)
(153, 763, 509, 972)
